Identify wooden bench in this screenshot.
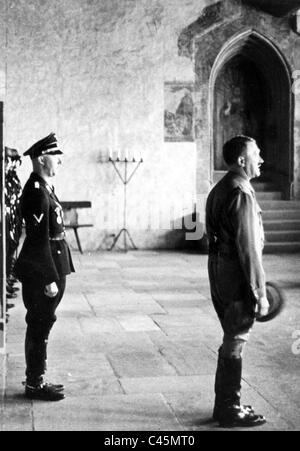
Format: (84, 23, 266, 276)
(61, 201, 93, 254)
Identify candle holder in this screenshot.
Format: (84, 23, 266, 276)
(108, 156, 143, 252)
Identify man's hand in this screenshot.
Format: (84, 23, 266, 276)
(256, 296, 270, 318)
(44, 282, 58, 298)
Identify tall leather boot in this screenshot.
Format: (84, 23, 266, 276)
(216, 357, 266, 428)
(213, 353, 241, 420)
(212, 348, 223, 420)
(213, 353, 255, 421)
(25, 334, 47, 387)
(24, 335, 64, 401)
(42, 339, 64, 392)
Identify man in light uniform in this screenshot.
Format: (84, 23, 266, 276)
(206, 135, 269, 427)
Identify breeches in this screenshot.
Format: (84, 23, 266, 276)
(22, 277, 66, 341)
(22, 277, 66, 382)
(208, 254, 255, 358)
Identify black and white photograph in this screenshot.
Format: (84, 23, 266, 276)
(1, 0, 300, 435)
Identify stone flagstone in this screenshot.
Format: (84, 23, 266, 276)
(1, 251, 300, 431)
(117, 315, 160, 332)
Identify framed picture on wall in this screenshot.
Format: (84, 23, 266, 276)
(164, 82, 194, 142)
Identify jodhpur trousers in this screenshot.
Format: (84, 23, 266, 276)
(22, 277, 66, 385)
(208, 254, 256, 358)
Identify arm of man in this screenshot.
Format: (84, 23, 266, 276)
(229, 189, 269, 316)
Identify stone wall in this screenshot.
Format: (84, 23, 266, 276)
(180, 0, 300, 202)
(0, 0, 215, 251)
(2, 0, 300, 251)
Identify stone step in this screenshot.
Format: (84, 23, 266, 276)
(252, 181, 277, 191)
(264, 219, 300, 231)
(212, 175, 300, 253)
(256, 191, 283, 200)
(262, 209, 300, 220)
(264, 242, 300, 253)
(260, 200, 300, 210)
(265, 230, 300, 242)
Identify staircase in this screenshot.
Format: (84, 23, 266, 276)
(253, 181, 300, 253)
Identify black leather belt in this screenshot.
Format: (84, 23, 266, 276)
(49, 232, 66, 241)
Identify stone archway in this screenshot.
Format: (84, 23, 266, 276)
(213, 54, 267, 171)
(209, 30, 293, 197)
(178, 0, 297, 200)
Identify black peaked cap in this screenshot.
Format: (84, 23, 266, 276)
(23, 133, 63, 158)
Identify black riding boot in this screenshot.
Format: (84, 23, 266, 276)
(213, 348, 223, 420)
(215, 356, 266, 428)
(25, 334, 47, 386)
(25, 336, 64, 401)
(213, 353, 242, 420)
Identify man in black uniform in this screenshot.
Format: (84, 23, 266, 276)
(5, 147, 22, 299)
(206, 136, 269, 427)
(14, 133, 74, 401)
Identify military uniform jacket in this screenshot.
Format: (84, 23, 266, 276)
(206, 168, 265, 302)
(15, 173, 75, 284)
(5, 168, 22, 245)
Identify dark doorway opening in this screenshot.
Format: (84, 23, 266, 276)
(212, 32, 292, 198)
(214, 55, 268, 170)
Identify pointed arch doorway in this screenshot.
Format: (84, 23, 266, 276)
(210, 31, 293, 197)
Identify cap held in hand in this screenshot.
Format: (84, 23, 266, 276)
(256, 281, 286, 323)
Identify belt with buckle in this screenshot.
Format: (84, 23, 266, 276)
(49, 232, 66, 241)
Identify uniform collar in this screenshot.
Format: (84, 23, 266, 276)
(30, 172, 54, 194)
(228, 168, 255, 195)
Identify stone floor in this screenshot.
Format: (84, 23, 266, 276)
(1, 250, 300, 431)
